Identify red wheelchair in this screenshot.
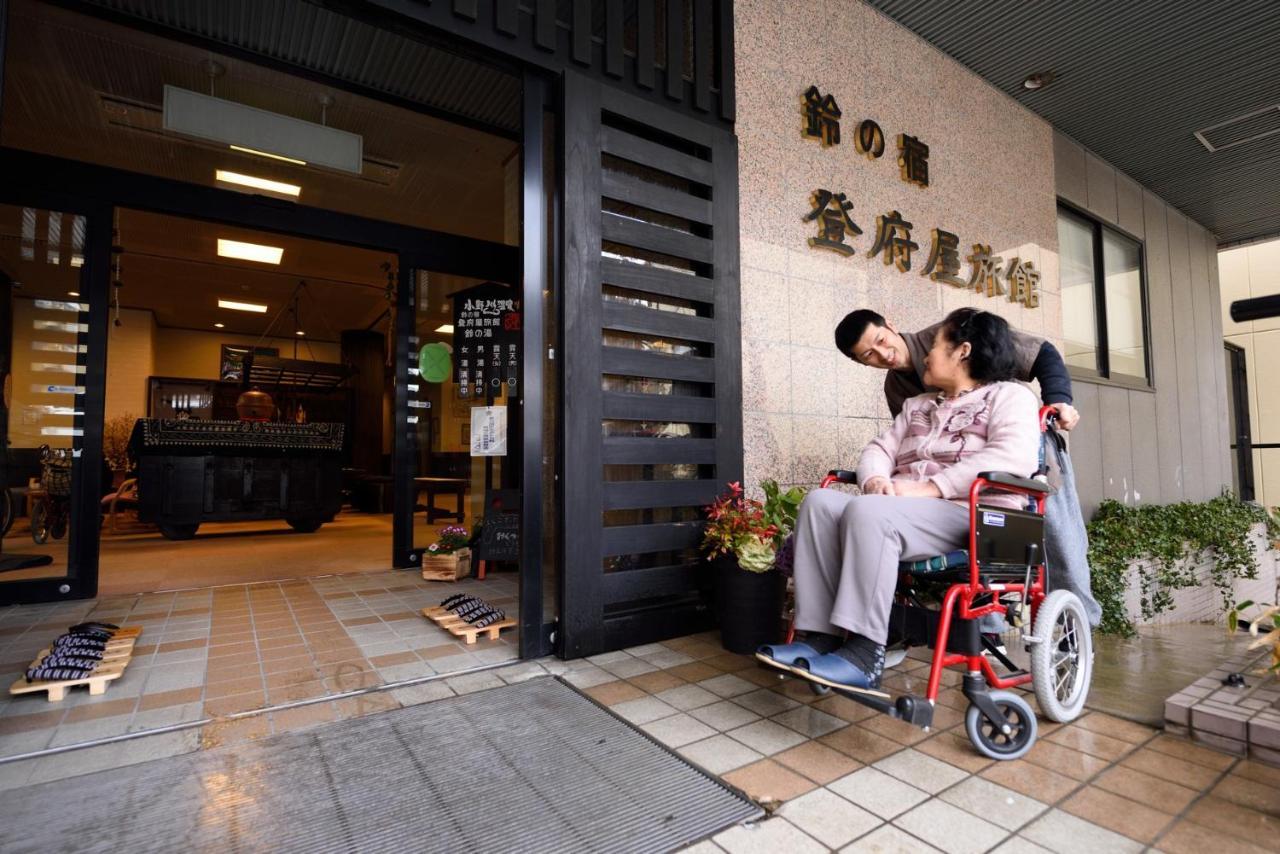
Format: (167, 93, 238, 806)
(772, 407, 1093, 760)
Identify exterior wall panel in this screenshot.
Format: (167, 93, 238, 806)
(1142, 188, 1184, 503)
(1165, 209, 1205, 500)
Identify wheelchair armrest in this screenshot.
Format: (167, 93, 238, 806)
(978, 471, 1056, 496)
(824, 470, 858, 485)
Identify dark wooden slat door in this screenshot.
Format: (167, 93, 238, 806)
(559, 69, 742, 657)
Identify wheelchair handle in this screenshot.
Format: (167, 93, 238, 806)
(821, 470, 858, 489)
(1039, 405, 1059, 431)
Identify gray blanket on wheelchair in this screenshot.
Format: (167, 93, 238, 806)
(1042, 432, 1102, 628)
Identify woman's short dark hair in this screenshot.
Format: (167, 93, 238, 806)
(939, 308, 1018, 382)
(834, 309, 886, 360)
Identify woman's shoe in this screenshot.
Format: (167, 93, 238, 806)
(793, 652, 890, 698)
(754, 641, 823, 673)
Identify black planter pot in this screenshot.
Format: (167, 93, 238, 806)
(714, 556, 786, 654)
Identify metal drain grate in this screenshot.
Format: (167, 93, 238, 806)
(0, 677, 758, 853)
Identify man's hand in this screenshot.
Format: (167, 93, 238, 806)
(1048, 402, 1080, 431)
(891, 479, 943, 499)
(861, 476, 895, 496)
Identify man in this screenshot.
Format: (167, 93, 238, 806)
(834, 308, 1080, 428)
(833, 308, 1103, 630)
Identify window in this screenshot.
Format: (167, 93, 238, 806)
(1057, 205, 1149, 383)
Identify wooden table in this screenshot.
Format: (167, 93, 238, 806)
(414, 477, 469, 523)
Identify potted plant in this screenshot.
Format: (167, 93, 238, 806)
(421, 525, 472, 581)
(703, 480, 806, 653)
(102, 413, 137, 489)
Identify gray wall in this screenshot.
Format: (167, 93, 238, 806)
(1053, 131, 1232, 517)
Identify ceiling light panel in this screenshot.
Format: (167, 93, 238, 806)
(218, 299, 269, 313)
(164, 86, 362, 174)
(216, 170, 301, 198)
(217, 239, 283, 265)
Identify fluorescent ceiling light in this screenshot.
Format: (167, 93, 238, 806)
(214, 322, 225, 328)
(216, 170, 301, 197)
(217, 239, 283, 265)
(229, 145, 306, 166)
(435, 324, 455, 334)
(163, 86, 361, 173)
(296, 330, 306, 336)
(218, 299, 268, 314)
(67, 291, 79, 297)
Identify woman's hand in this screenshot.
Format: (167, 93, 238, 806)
(1048, 402, 1080, 431)
(890, 479, 943, 499)
(861, 476, 895, 496)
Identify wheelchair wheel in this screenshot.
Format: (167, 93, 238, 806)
(1030, 590, 1092, 722)
(965, 690, 1036, 761)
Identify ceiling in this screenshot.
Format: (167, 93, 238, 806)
(863, 0, 1280, 246)
(1, 0, 519, 243)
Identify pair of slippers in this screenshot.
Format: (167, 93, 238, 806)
(755, 641, 895, 698)
(26, 622, 122, 682)
(438, 595, 506, 628)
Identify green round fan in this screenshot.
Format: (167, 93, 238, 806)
(418, 342, 452, 383)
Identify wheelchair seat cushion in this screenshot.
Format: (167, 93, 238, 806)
(899, 549, 969, 574)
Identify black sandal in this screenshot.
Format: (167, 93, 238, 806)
(440, 594, 472, 609)
(471, 609, 506, 628)
(26, 662, 95, 682)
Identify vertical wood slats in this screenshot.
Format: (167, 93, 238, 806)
(666, 0, 684, 100)
(495, 0, 518, 35)
(637, 0, 656, 89)
(694, 0, 712, 112)
(605, 0, 624, 78)
(572, 0, 591, 65)
(716, 0, 735, 121)
(535, 0, 556, 51)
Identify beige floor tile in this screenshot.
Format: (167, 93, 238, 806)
(1155, 819, 1274, 854)
(1232, 759, 1280, 788)
(1146, 733, 1236, 770)
(827, 766, 929, 820)
(713, 817, 825, 854)
(727, 719, 808, 756)
(773, 741, 862, 785)
(689, 700, 761, 732)
(893, 798, 1009, 854)
(1117, 745, 1223, 791)
(583, 680, 646, 706)
(779, 788, 880, 849)
(704, 653, 756, 673)
(656, 683, 721, 711)
(939, 776, 1049, 831)
(770, 704, 847, 738)
(980, 759, 1080, 804)
(627, 670, 686, 694)
(1072, 712, 1155, 745)
(641, 712, 718, 748)
(1024, 739, 1110, 781)
(915, 729, 995, 775)
(769, 678, 822, 705)
(1183, 795, 1276, 843)
(738, 668, 784, 688)
(733, 688, 801, 717)
(721, 758, 817, 804)
(678, 734, 765, 775)
(857, 712, 932, 746)
(1044, 725, 1136, 762)
(611, 695, 678, 725)
(839, 824, 939, 853)
(1060, 786, 1174, 844)
(667, 662, 723, 683)
(1209, 773, 1280, 817)
(819, 724, 904, 765)
(202, 690, 267, 717)
(810, 693, 879, 723)
(987, 837, 1053, 854)
(873, 748, 968, 794)
(1020, 808, 1143, 854)
(1093, 764, 1199, 813)
(700, 673, 759, 698)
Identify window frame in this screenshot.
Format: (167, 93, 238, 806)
(1056, 200, 1153, 390)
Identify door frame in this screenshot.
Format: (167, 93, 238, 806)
(1224, 341, 1255, 502)
(0, 148, 522, 608)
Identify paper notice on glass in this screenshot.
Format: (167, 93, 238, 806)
(470, 405, 507, 456)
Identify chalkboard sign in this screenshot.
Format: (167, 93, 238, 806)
(477, 512, 520, 561)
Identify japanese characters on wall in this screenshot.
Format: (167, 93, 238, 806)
(451, 282, 522, 400)
(801, 85, 1040, 308)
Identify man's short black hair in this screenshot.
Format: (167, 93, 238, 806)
(939, 308, 1018, 382)
(834, 309, 887, 360)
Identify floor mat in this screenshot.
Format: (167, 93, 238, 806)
(0, 676, 759, 853)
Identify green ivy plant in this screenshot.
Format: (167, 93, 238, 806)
(1086, 492, 1279, 636)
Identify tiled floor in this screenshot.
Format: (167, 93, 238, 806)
(2, 616, 1278, 852)
(0, 569, 517, 766)
(561, 634, 1279, 854)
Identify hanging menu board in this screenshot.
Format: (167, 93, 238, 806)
(451, 282, 521, 400)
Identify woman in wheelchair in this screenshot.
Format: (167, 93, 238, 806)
(760, 308, 1040, 694)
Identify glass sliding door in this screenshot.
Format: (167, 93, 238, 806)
(0, 201, 106, 602)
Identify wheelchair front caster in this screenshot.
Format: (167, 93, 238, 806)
(965, 690, 1036, 761)
(809, 681, 831, 696)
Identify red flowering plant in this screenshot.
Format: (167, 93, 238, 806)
(427, 525, 470, 555)
(702, 482, 780, 573)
